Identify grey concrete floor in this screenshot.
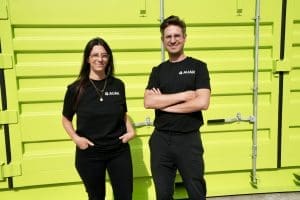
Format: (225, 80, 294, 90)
(207, 192, 300, 200)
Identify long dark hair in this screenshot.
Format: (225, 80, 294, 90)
(73, 37, 115, 108)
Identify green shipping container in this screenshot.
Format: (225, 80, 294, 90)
(0, 0, 299, 199)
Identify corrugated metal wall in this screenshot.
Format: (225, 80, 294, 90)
(0, 0, 299, 199)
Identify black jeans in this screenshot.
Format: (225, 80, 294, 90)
(75, 144, 133, 200)
(149, 130, 206, 200)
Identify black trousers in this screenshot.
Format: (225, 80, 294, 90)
(149, 130, 206, 200)
(75, 145, 133, 200)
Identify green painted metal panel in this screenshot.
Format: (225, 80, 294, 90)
(0, 117, 8, 188)
(281, 0, 300, 166)
(0, 51, 6, 188)
(0, 0, 8, 19)
(0, 0, 22, 190)
(9, 0, 158, 25)
(0, 4, 8, 188)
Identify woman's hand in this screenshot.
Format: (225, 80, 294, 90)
(121, 114, 136, 143)
(74, 136, 94, 150)
(62, 116, 94, 150)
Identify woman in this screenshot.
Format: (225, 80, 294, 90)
(62, 37, 135, 200)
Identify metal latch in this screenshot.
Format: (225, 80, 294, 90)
(207, 112, 255, 124)
(0, 162, 22, 180)
(273, 59, 291, 72)
(0, 110, 18, 125)
(0, 54, 13, 69)
(134, 117, 153, 128)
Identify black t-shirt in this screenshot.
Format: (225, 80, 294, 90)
(146, 57, 211, 133)
(62, 76, 128, 151)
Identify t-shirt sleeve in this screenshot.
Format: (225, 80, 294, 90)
(146, 66, 159, 90)
(62, 85, 77, 121)
(195, 62, 211, 90)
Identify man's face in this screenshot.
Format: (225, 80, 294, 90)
(162, 25, 186, 56)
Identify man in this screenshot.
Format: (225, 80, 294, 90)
(144, 15, 211, 200)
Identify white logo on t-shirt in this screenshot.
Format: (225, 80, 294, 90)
(104, 91, 120, 96)
(178, 70, 195, 75)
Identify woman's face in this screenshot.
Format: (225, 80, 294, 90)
(88, 45, 110, 75)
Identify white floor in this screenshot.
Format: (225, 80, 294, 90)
(207, 192, 300, 200)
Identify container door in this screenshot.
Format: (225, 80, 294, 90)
(281, 0, 300, 167)
(7, 1, 158, 195)
(164, 0, 282, 171)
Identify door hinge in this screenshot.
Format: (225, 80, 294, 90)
(0, 1, 8, 19)
(0, 110, 18, 125)
(0, 162, 22, 180)
(139, 0, 147, 17)
(0, 54, 13, 69)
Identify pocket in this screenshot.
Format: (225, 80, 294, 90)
(191, 132, 204, 154)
